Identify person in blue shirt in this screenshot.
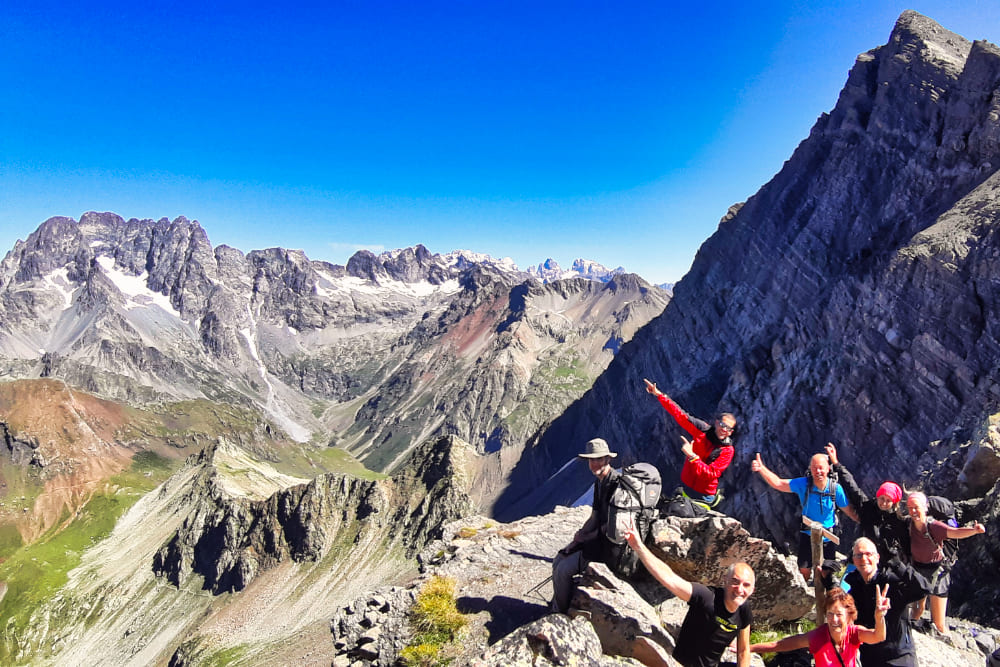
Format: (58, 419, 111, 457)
(752, 452, 858, 580)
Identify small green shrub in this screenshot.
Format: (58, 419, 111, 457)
(400, 576, 467, 666)
(399, 643, 441, 667)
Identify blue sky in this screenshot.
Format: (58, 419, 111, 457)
(2, 1, 998, 284)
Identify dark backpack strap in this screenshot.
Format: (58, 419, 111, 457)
(828, 627, 848, 667)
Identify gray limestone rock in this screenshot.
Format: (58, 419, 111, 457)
(474, 613, 645, 666)
(644, 515, 812, 622)
(572, 562, 676, 660)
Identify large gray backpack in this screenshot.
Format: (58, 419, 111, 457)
(604, 463, 662, 578)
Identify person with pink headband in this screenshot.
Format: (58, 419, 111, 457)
(825, 443, 908, 561)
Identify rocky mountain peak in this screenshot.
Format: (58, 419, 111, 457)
(891, 9, 972, 74)
(528, 257, 626, 283)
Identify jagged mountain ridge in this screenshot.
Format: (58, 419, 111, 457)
(498, 10, 1000, 623)
(0, 213, 668, 480)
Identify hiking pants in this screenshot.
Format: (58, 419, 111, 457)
(551, 548, 589, 613)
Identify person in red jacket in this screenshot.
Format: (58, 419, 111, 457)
(644, 379, 736, 508)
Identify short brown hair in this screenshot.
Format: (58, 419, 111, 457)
(825, 588, 857, 623)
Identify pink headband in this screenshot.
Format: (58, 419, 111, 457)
(876, 482, 902, 504)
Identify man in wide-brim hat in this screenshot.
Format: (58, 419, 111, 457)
(550, 438, 620, 613)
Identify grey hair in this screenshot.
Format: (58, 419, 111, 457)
(852, 537, 877, 555)
(725, 562, 755, 584)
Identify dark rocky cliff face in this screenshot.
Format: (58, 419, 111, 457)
(498, 10, 1000, 621)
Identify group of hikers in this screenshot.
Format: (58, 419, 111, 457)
(550, 379, 989, 667)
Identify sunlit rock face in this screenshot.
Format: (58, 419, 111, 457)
(500, 10, 1000, 622)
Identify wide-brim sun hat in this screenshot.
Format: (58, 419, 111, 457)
(578, 437, 617, 459)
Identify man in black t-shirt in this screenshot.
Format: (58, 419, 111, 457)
(625, 527, 754, 667)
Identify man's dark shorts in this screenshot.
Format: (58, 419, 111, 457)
(797, 532, 837, 570)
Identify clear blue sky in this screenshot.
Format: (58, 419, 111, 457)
(2, 1, 998, 284)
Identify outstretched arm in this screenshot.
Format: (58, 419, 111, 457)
(945, 522, 986, 539)
(841, 504, 860, 523)
(751, 453, 791, 493)
(750, 632, 809, 653)
(736, 626, 751, 667)
(624, 526, 693, 602)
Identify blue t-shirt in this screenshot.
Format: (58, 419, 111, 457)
(789, 476, 848, 533)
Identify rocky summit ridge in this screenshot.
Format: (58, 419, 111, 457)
(330, 509, 995, 666)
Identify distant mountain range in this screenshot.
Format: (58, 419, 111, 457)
(0, 212, 669, 484)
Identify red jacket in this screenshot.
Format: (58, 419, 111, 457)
(656, 394, 733, 496)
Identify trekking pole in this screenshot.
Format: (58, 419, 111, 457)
(803, 517, 840, 619)
(525, 575, 553, 601)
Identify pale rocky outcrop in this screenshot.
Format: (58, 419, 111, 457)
(331, 509, 801, 666)
(153, 434, 475, 594)
(475, 613, 646, 666)
(642, 515, 812, 622)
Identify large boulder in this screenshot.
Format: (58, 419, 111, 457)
(644, 514, 813, 622)
(473, 613, 644, 666)
(572, 562, 677, 661)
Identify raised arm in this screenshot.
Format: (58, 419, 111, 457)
(751, 453, 791, 493)
(624, 526, 693, 602)
(826, 442, 869, 509)
(643, 379, 706, 438)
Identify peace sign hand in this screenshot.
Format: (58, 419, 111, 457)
(875, 584, 890, 617)
(624, 515, 642, 550)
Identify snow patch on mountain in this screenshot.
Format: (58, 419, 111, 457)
(527, 258, 626, 283)
(442, 250, 519, 273)
(41, 267, 76, 309)
(95, 257, 181, 317)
